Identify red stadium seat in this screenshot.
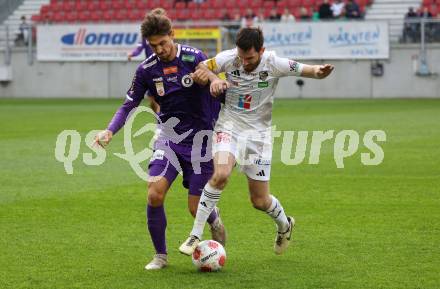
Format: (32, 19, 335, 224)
(66, 11, 78, 23)
(51, 12, 65, 23)
(250, 0, 263, 9)
(115, 10, 128, 21)
(263, 1, 275, 9)
(111, 0, 124, 10)
(123, 1, 135, 10)
(429, 4, 438, 15)
(302, 0, 314, 8)
(40, 4, 50, 15)
(75, 1, 88, 11)
(187, 2, 198, 9)
(99, 1, 111, 10)
(87, 1, 100, 11)
(277, 0, 288, 9)
(31, 14, 41, 23)
(176, 8, 190, 20)
(135, 0, 148, 10)
(167, 9, 177, 20)
(225, 0, 236, 9)
(62, 1, 75, 12)
(175, 2, 187, 9)
(103, 10, 116, 22)
(90, 11, 102, 22)
(287, 0, 301, 8)
(78, 11, 90, 22)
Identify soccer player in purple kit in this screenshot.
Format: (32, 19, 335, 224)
(94, 8, 226, 270)
(127, 36, 154, 61)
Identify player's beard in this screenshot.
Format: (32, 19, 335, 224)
(243, 57, 262, 73)
(158, 44, 177, 62)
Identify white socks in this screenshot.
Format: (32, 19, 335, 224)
(266, 195, 289, 232)
(190, 183, 222, 239)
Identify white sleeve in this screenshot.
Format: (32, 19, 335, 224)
(269, 54, 304, 78)
(203, 49, 236, 74)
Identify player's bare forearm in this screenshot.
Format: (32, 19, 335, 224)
(301, 64, 334, 79)
(148, 96, 160, 114)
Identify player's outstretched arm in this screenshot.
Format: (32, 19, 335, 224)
(300, 64, 334, 79)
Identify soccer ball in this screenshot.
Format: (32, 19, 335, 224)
(192, 240, 226, 272)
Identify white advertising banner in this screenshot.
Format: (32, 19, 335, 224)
(262, 21, 389, 60)
(37, 24, 141, 61)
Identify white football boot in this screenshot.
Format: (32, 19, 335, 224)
(144, 254, 168, 270)
(209, 207, 227, 246)
(179, 235, 200, 256)
(274, 216, 295, 255)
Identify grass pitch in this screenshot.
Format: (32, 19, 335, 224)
(0, 98, 439, 289)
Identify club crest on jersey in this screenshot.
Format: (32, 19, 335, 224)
(238, 94, 252, 110)
(181, 74, 194, 88)
(233, 57, 242, 68)
(259, 71, 268, 81)
(155, 82, 165, 96)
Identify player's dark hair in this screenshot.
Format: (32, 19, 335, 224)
(141, 8, 172, 38)
(235, 27, 264, 52)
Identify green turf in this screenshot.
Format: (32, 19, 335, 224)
(1, 98, 439, 289)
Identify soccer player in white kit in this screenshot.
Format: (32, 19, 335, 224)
(180, 27, 334, 255)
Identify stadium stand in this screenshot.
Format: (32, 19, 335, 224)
(28, 0, 372, 23)
(365, 0, 425, 42)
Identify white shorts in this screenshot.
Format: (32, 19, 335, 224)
(212, 129, 273, 181)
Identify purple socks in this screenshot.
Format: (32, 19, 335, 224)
(147, 205, 167, 255)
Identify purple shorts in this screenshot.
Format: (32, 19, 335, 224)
(148, 140, 214, 196)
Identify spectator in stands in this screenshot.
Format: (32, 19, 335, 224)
(402, 7, 419, 43)
(319, 0, 333, 20)
(345, 0, 362, 19)
(128, 37, 154, 61)
(419, 6, 435, 42)
(299, 6, 311, 20)
(311, 7, 320, 21)
(331, 0, 345, 19)
(241, 8, 256, 27)
(268, 7, 281, 21)
(281, 8, 295, 22)
(220, 9, 231, 21)
(15, 16, 29, 46)
(254, 9, 266, 24)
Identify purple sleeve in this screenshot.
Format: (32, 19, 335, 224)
(130, 43, 143, 57)
(107, 98, 142, 134)
(107, 66, 149, 134)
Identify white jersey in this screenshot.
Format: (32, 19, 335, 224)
(205, 48, 304, 132)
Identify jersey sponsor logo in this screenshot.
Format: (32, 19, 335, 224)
(167, 76, 178, 83)
(216, 132, 231, 144)
(238, 94, 252, 110)
(206, 58, 218, 71)
(163, 66, 178, 75)
(152, 77, 163, 82)
(231, 70, 240, 77)
(155, 82, 165, 96)
(259, 71, 268, 81)
(182, 54, 195, 62)
(181, 74, 194, 87)
(152, 149, 165, 161)
(258, 81, 269, 88)
(143, 59, 157, 69)
(289, 60, 299, 72)
(254, 158, 271, 166)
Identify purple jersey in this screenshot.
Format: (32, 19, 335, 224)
(130, 38, 154, 59)
(109, 44, 220, 145)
